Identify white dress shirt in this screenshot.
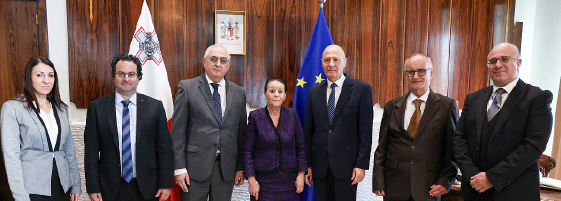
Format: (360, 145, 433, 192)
(34, 102, 58, 150)
(205, 74, 226, 117)
(403, 91, 429, 130)
(486, 78, 519, 110)
(326, 74, 346, 108)
(116, 92, 137, 177)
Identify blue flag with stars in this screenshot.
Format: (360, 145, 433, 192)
(293, 7, 333, 201)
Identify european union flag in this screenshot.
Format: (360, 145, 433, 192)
(293, 7, 333, 201)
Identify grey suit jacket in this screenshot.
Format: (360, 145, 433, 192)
(171, 74, 247, 182)
(1, 100, 81, 201)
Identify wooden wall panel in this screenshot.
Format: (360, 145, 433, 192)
(272, 0, 302, 107)
(378, 0, 406, 106)
(245, 0, 274, 107)
(359, 0, 381, 104)
(427, 0, 451, 96)
(66, 0, 521, 109)
(469, 0, 493, 94)
(153, 0, 186, 97)
(448, 0, 474, 107)
(67, 0, 120, 108)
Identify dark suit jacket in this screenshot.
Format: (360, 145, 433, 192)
(171, 74, 247, 182)
(243, 107, 307, 178)
(453, 80, 553, 201)
(304, 75, 373, 180)
(84, 93, 174, 201)
(372, 90, 458, 201)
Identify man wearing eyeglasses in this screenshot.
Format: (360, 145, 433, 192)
(304, 45, 373, 201)
(171, 44, 247, 200)
(453, 43, 553, 201)
(372, 54, 458, 201)
(85, 54, 174, 201)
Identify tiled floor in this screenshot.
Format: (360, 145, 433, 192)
(71, 122, 383, 201)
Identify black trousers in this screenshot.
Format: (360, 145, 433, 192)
(113, 178, 158, 201)
(29, 160, 70, 201)
(313, 165, 357, 201)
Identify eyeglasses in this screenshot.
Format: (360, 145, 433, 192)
(114, 71, 137, 78)
(405, 68, 431, 77)
(208, 56, 229, 64)
(322, 57, 343, 64)
(487, 56, 518, 66)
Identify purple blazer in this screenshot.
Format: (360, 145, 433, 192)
(243, 106, 307, 177)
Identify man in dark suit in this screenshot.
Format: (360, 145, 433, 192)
(304, 45, 373, 201)
(453, 43, 553, 201)
(372, 54, 458, 201)
(171, 44, 246, 201)
(85, 54, 174, 201)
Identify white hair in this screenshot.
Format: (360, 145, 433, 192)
(203, 44, 231, 60)
(404, 53, 433, 69)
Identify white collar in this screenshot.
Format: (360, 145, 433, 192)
(493, 78, 519, 94)
(407, 90, 430, 104)
(205, 74, 226, 86)
(115, 92, 137, 105)
(327, 74, 346, 88)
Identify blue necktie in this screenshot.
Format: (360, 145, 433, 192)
(328, 83, 337, 124)
(121, 100, 133, 183)
(211, 83, 222, 151)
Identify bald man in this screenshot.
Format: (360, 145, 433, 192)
(372, 54, 458, 201)
(453, 43, 553, 201)
(304, 45, 373, 201)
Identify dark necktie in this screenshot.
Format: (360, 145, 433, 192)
(210, 83, 222, 151)
(487, 88, 507, 121)
(407, 99, 423, 138)
(121, 100, 133, 183)
(328, 83, 337, 124)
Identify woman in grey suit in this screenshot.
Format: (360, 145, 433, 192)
(1, 56, 81, 201)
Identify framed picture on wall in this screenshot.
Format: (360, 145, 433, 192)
(215, 10, 246, 55)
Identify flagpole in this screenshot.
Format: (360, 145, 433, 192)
(319, 0, 326, 8)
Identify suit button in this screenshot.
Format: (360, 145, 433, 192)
(412, 145, 415, 149)
(214, 144, 217, 147)
(329, 130, 332, 133)
(411, 160, 414, 165)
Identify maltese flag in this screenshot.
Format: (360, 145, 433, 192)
(128, 2, 178, 200)
(128, 0, 173, 121)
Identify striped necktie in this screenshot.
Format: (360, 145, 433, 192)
(121, 100, 133, 183)
(407, 99, 423, 138)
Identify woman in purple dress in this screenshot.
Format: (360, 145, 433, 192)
(243, 77, 308, 201)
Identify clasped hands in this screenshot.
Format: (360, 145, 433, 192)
(374, 184, 448, 197)
(248, 172, 305, 200)
(470, 172, 493, 193)
(304, 167, 366, 186)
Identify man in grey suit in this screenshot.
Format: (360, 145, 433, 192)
(172, 44, 247, 201)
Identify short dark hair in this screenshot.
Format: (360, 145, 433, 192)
(264, 77, 288, 93)
(110, 54, 143, 80)
(16, 56, 67, 112)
